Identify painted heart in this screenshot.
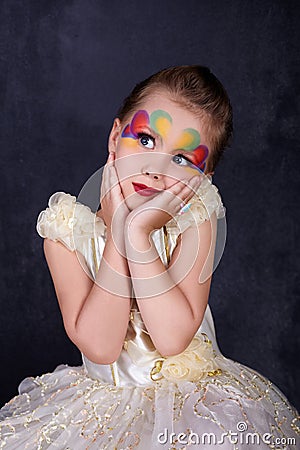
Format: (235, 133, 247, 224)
(121, 110, 150, 138)
(190, 145, 209, 170)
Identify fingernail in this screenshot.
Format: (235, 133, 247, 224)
(192, 176, 201, 184)
(180, 203, 192, 214)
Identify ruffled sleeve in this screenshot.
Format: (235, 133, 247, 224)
(36, 192, 106, 252)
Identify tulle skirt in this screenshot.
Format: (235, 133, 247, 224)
(0, 354, 299, 449)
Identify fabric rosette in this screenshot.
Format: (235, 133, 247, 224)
(125, 333, 221, 383)
(36, 192, 105, 251)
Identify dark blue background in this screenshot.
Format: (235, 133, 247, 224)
(1, 0, 299, 411)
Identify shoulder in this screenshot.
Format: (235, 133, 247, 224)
(36, 191, 106, 252)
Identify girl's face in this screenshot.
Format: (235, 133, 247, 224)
(108, 93, 211, 210)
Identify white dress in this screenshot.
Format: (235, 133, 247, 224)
(0, 179, 299, 450)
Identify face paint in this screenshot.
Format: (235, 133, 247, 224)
(174, 128, 208, 172)
(171, 152, 208, 175)
(186, 145, 209, 172)
(181, 164, 203, 176)
(121, 109, 209, 172)
(149, 110, 172, 138)
(175, 128, 201, 151)
(121, 110, 149, 138)
(121, 109, 172, 140)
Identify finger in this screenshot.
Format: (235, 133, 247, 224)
(108, 161, 121, 190)
(184, 177, 202, 198)
(102, 168, 116, 200)
(107, 151, 114, 160)
(162, 178, 201, 210)
(164, 176, 201, 200)
(103, 165, 124, 207)
(102, 153, 118, 194)
(182, 176, 202, 199)
(104, 152, 115, 175)
(101, 161, 110, 198)
(187, 175, 203, 188)
(102, 152, 113, 179)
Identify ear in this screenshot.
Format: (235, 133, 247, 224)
(108, 118, 122, 154)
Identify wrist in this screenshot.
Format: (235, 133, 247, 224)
(125, 224, 155, 261)
(105, 230, 128, 259)
(124, 214, 153, 237)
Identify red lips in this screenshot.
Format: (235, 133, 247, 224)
(132, 182, 161, 197)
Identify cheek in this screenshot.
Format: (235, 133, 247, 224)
(180, 165, 200, 176)
(117, 137, 139, 154)
(114, 151, 147, 186)
(162, 162, 200, 184)
(117, 174, 134, 200)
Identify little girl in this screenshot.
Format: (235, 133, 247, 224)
(0, 66, 298, 449)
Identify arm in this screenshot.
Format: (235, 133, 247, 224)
(44, 235, 131, 365)
(43, 154, 132, 365)
(124, 178, 217, 357)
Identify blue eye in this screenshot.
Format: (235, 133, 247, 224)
(138, 133, 155, 149)
(172, 154, 191, 166)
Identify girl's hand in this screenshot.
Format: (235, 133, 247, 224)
(100, 152, 130, 241)
(125, 175, 202, 235)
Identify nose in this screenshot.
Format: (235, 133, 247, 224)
(142, 170, 161, 180)
(140, 154, 170, 180)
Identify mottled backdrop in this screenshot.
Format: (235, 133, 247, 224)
(1, 0, 299, 410)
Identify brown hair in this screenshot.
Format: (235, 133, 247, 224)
(117, 65, 233, 173)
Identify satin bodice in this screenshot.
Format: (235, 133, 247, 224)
(79, 227, 221, 387)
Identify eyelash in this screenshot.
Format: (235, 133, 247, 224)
(175, 153, 193, 164)
(136, 132, 155, 145)
(135, 134, 193, 165)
